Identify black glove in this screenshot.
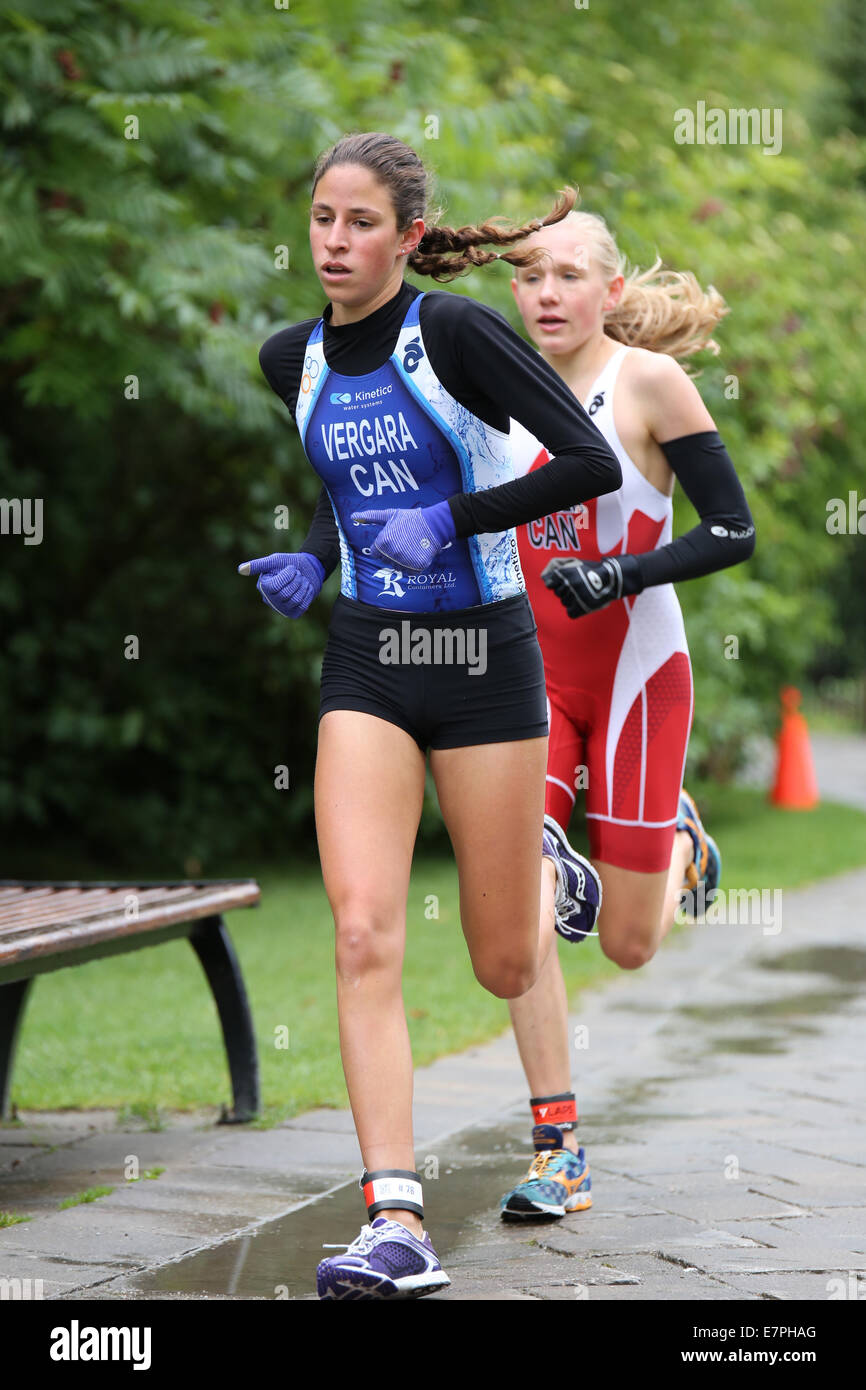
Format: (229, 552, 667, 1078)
(541, 555, 641, 617)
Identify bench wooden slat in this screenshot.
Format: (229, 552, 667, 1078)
(0, 883, 255, 931)
(0, 885, 201, 933)
(0, 882, 260, 966)
(0, 883, 195, 909)
(0, 887, 65, 917)
(0, 890, 163, 931)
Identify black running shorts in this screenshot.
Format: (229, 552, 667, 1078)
(319, 592, 548, 752)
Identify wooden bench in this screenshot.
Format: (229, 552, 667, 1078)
(0, 879, 261, 1123)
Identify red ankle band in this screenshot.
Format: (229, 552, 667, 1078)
(530, 1092, 578, 1130)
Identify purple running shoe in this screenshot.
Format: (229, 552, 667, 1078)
(542, 813, 602, 943)
(317, 1217, 451, 1300)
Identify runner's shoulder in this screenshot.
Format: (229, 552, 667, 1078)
(259, 317, 321, 397)
(620, 344, 690, 397)
(420, 287, 513, 338)
(619, 344, 716, 438)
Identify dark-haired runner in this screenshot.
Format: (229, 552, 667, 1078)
(240, 135, 621, 1298)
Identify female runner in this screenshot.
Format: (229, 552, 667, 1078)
(499, 209, 756, 1220)
(238, 134, 623, 1298)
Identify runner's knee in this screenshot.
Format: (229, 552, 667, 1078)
(471, 949, 537, 999)
(600, 929, 658, 971)
(333, 904, 402, 981)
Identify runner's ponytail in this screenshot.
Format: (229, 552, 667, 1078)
(311, 131, 577, 282)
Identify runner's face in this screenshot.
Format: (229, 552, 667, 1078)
(310, 165, 409, 305)
(512, 229, 613, 354)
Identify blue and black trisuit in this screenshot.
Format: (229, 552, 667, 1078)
(258, 279, 621, 750)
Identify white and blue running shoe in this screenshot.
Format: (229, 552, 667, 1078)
(542, 813, 603, 943)
(677, 788, 722, 916)
(501, 1124, 592, 1221)
(317, 1217, 451, 1300)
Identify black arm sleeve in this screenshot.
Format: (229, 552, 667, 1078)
(301, 486, 341, 577)
(436, 298, 622, 536)
(622, 431, 756, 595)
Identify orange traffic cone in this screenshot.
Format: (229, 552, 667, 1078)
(770, 686, 819, 809)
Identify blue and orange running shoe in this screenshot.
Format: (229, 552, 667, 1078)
(677, 788, 721, 915)
(317, 1217, 451, 1300)
(542, 813, 602, 943)
(500, 1124, 592, 1221)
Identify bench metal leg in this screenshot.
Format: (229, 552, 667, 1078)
(189, 915, 260, 1123)
(0, 979, 34, 1121)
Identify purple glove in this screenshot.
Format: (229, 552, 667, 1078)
(237, 551, 325, 618)
(350, 501, 456, 571)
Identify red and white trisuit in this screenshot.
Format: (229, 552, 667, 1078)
(512, 345, 693, 874)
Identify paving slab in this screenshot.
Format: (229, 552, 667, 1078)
(0, 1250, 134, 1298)
(0, 1208, 210, 1264)
(717, 1269, 865, 1299)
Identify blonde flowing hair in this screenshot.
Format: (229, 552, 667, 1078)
(523, 209, 729, 369)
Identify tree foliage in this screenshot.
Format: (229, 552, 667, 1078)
(1, 0, 864, 869)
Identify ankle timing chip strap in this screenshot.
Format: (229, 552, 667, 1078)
(530, 1091, 578, 1131)
(360, 1168, 424, 1220)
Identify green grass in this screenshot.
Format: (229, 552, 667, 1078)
(58, 1186, 114, 1210)
(115, 1103, 166, 1132)
(8, 788, 866, 1122)
(686, 781, 866, 889)
(802, 684, 866, 736)
(0, 1211, 32, 1227)
(801, 705, 866, 736)
(125, 1167, 165, 1183)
